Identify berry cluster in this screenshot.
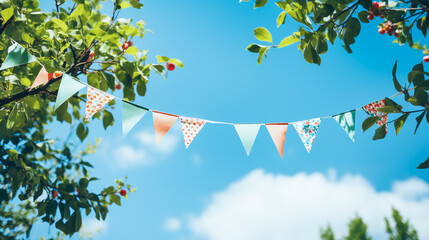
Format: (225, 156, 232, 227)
(378, 21, 399, 37)
(367, 1, 385, 20)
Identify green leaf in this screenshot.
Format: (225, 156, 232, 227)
(125, 46, 138, 58)
(392, 61, 402, 92)
(417, 157, 429, 169)
(303, 43, 321, 65)
(137, 80, 146, 96)
(254, 27, 273, 43)
(1, 7, 14, 22)
(246, 43, 263, 53)
(254, 0, 268, 8)
(120, 2, 132, 9)
(378, 106, 397, 114)
(278, 35, 299, 48)
(168, 58, 184, 68)
(277, 11, 286, 27)
(6, 104, 18, 129)
(414, 111, 426, 134)
(372, 124, 387, 140)
(110, 194, 121, 206)
(394, 113, 409, 135)
(414, 87, 428, 106)
(79, 178, 88, 189)
(49, 19, 68, 32)
(76, 123, 88, 141)
(327, 23, 337, 45)
(257, 46, 269, 64)
(362, 116, 379, 132)
(358, 11, 369, 23)
(156, 55, 169, 63)
(102, 111, 114, 129)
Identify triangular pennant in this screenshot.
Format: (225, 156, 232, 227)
(265, 123, 288, 158)
(293, 118, 321, 153)
(84, 86, 114, 121)
(180, 117, 206, 148)
(54, 73, 86, 110)
(0, 43, 38, 70)
(234, 124, 260, 156)
(153, 111, 179, 144)
(122, 101, 148, 137)
(362, 99, 388, 132)
(30, 66, 50, 90)
(333, 110, 356, 142)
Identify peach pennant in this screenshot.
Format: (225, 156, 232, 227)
(153, 111, 179, 144)
(30, 66, 50, 90)
(265, 123, 288, 158)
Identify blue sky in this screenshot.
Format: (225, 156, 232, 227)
(31, 1, 429, 239)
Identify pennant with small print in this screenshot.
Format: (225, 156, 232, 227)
(362, 99, 388, 132)
(293, 118, 321, 153)
(85, 86, 114, 121)
(180, 117, 206, 148)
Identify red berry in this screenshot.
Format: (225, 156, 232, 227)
(378, 28, 385, 35)
(127, 41, 133, 47)
(393, 31, 399, 37)
(76, 188, 81, 194)
(115, 83, 122, 90)
(423, 56, 429, 62)
(122, 42, 129, 50)
(166, 62, 175, 71)
(119, 189, 127, 196)
(380, 15, 385, 19)
(368, 12, 374, 20)
(52, 191, 58, 198)
(89, 51, 95, 59)
(372, 2, 380, 9)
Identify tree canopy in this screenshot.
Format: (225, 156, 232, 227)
(0, 0, 181, 238)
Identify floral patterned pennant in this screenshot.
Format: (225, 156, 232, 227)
(85, 86, 114, 121)
(180, 117, 206, 148)
(362, 99, 388, 132)
(293, 118, 321, 153)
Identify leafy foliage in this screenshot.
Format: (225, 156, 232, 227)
(242, 0, 429, 166)
(0, 0, 180, 238)
(320, 208, 419, 240)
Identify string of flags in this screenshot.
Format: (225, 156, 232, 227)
(1, 42, 394, 157)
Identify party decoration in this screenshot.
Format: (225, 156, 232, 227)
(122, 101, 148, 137)
(30, 66, 50, 90)
(362, 99, 388, 132)
(180, 117, 206, 148)
(293, 118, 321, 153)
(333, 110, 356, 141)
(54, 73, 86, 110)
(265, 123, 288, 158)
(153, 111, 179, 144)
(0, 43, 38, 70)
(84, 86, 114, 121)
(234, 124, 261, 155)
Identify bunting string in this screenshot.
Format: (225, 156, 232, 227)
(0, 41, 417, 156)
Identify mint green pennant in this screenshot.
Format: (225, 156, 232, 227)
(122, 101, 148, 137)
(234, 124, 261, 156)
(54, 74, 86, 110)
(333, 110, 355, 142)
(0, 43, 38, 70)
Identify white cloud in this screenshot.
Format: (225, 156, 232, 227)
(163, 217, 182, 232)
(113, 145, 150, 169)
(79, 218, 107, 239)
(112, 128, 180, 169)
(188, 169, 429, 240)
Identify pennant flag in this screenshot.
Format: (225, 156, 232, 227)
(180, 117, 206, 148)
(234, 124, 261, 156)
(333, 110, 356, 142)
(362, 99, 388, 132)
(84, 86, 114, 121)
(55, 73, 86, 110)
(265, 123, 288, 158)
(122, 101, 148, 137)
(153, 111, 179, 144)
(293, 118, 321, 153)
(30, 66, 50, 90)
(0, 43, 38, 70)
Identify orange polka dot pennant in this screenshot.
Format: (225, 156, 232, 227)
(180, 117, 206, 148)
(85, 86, 114, 121)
